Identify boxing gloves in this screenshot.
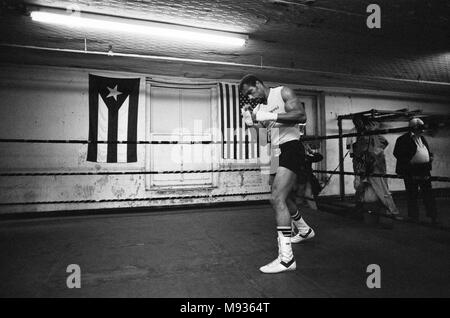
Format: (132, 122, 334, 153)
(255, 111, 278, 122)
(241, 104, 277, 125)
(242, 109, 254, 126)
(241, 105, 255, 126)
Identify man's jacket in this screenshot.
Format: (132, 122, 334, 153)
(393, 132, 433, 175)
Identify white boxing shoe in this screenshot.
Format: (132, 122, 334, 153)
(291, 217, 315, 243)
(291, 226, 315, 244)
(259, 256, 296, 274)
(259, 234, 296, 274)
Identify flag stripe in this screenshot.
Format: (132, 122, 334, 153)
(219, 83, 225, 159)
(222, 83, 228, 159)
(231, 85, 237, 160)
(87, 76, 99, 162)
(127, 80, 139, 162)
(118, 97, 129, 163)
(97, 95, 108, 163)
(250, 127, 255, 158)
(107, 97, 118, 163)
(234, 85, 242, 160)
(239, 92, 244, 160)
(256, 128, 260, 157)
(225, 84, 231, 159)
(245, 133, 249, 160)
(249, 129, 254, 158)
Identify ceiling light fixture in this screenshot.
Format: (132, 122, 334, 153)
(29, 7, 248, 47)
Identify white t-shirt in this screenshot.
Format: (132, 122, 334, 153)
(257, 86, 301, 147)
(410, 134, 430, 164)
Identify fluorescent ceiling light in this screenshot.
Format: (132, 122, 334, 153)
(30, 10, 248, 47)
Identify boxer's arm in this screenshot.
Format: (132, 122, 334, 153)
(276, 87, 307, 124)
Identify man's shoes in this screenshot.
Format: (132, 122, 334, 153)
(260, 235, 296, 274)
(291, 217, 315, 244)
(291, 227, 315, 243)
(259, 256, 296, 274)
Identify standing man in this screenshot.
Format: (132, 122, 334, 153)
(296, 142, 323, 210)
(240, 74, 314, 274)
(393, 118, 437, 224)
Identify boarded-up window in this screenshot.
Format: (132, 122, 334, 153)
(146, 83, 217, 189)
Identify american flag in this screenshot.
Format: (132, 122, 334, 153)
(218, 83, 260, 160)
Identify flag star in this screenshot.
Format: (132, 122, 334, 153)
(106, 85, 122, 101)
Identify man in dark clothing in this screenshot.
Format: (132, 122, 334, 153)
(393, 118, 437, 224)
(295, 142, 323, 210)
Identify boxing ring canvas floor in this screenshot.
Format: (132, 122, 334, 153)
(0, 203, 449, 298)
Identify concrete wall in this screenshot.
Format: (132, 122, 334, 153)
(0, 63, 449, 214)
(0, 64, 270, 214)
(321, 94, 450, 196)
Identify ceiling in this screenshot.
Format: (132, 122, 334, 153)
(0, 0, 449, 96)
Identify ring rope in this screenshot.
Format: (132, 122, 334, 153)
(0, 139, 255, 145)
(2, 168, 448, 181)
(302, 126, 417, 142)
(0, 126, 420, 145)
(313, 169, 450, 182)
(0, 168, 262, 177)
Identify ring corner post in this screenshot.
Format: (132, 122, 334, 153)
(338, 117, 345, 200)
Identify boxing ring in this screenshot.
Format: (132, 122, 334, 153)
(1, 109, 450, 298)
(1, 110, 450, 211)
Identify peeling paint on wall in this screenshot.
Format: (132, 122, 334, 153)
(95, 176, 109, 188)
(23, 191, 38, 202)
(74, 184, 96, 199)
(111, 186, 126, 199)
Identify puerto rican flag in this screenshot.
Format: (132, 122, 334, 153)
(87, 74, 140, 163)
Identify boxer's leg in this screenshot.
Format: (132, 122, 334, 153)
(287, 184, 315, 244)
(260, 167, 297, 273)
